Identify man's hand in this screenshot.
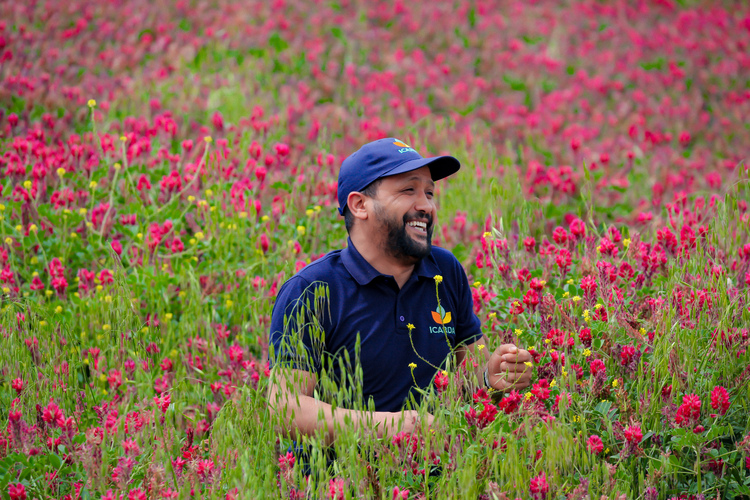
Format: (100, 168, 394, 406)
(487, 344, 533, 392)
(379, 410, 434, 436)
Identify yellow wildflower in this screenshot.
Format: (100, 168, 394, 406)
(434, 275, 443, 284)
(87, 99, 96, 108)
(408, 362, 417, 369)
(623, 238, 631, 248)
(583, 349, 592, 357)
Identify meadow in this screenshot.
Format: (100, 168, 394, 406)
(1, 0, 750, 498)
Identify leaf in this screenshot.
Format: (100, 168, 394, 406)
(48, 453, 63, 470)
(268, 32, 288, 52)
(271, 182, 291, 193)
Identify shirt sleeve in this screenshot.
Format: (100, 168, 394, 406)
(268, 276, 329, 373)
(452, 258, 484, 347)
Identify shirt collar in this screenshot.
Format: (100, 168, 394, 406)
(341, 237, 441, 285)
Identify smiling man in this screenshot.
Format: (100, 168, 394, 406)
(268, 138, 533, 442)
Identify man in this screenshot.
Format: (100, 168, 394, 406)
(268, 138, 532, 443)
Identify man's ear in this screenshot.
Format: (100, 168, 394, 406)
(347, 191, 369, 221)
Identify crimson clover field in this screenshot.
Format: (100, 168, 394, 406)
(1, 0, 750, 499)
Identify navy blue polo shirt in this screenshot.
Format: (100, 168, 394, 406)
(268, 238, 483, 412)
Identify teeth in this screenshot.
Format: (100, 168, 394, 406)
(407, 221, 427, 230)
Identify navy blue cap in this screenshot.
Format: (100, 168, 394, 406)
(337, 138, 461, 215)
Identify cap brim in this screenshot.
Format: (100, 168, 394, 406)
(381, 155, 461, 182)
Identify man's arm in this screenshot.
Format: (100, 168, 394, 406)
(455, 336, 533, 392)
(267, 367, 433, 445)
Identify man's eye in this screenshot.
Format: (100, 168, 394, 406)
(403, 188, 414, 192)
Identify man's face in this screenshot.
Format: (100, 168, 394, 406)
(369, 166, 437, 264)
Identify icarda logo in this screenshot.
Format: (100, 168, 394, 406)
(429, 305, 455, 335)
(393, 139, 417, 154)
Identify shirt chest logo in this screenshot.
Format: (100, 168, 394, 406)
(429, 305, 455, 335)
(431, 305, 452, 325)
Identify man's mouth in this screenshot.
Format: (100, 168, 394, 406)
(406, 220, 429, 234)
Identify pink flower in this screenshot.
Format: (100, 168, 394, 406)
(498, 390, 523, 414)
(392, 486, 409, 500)
(623, 425, 643, 445)
(587, 435, 604, 455)
(710, 386, 730, 415)
(11, 378, 24, 395)
(328, 478, 345, 500)
(509, 300, 525, 315)
(523, 236, 536, 253)
(170, 237, 184, 253)
(675, 394, 701, 427)
(136, 174, 152, 191)
(274, 143, 290, 156)
(464, 400, 498, 429)
(529, 471, 549, 499)
(552, 226, 568, 245)
(154, 393, 171, 414)
(589, 359, 606, 376)
(128, 488, 146, 500)
(8, 483, 26, 500)
(433, 371, 449, 394)
(620, 345, 636, 366)
(569, 218, 586, 239)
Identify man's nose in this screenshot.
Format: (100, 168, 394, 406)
(414, 189, 434, 213)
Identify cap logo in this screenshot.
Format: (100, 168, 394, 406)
(393, 139, 417, 154)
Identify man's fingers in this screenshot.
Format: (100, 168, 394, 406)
(499, 360, 533, 373)
(497, 343, 518, 357)
(500, 348, 532, 363)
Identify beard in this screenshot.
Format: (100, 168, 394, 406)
(373, 203, 433, 264)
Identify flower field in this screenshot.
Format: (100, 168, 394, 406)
(1, 0, 750, 498)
